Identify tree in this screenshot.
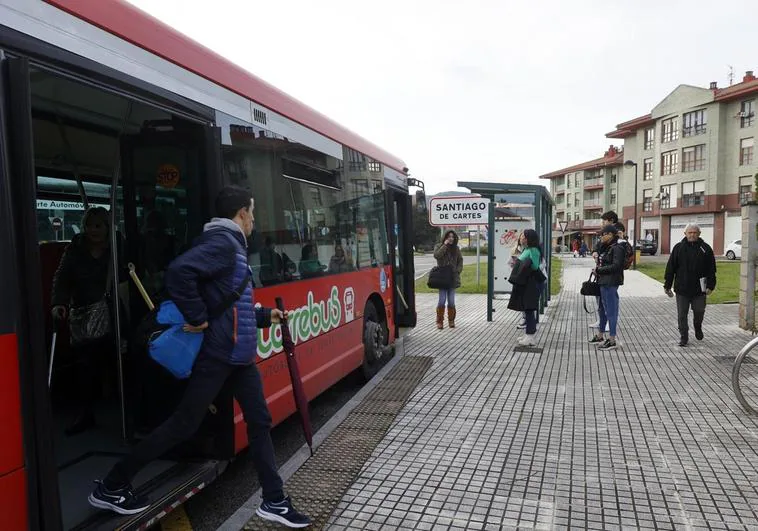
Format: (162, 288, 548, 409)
(412, 206, 439, 252)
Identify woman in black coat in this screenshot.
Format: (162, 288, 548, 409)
(588, 224, 625, 351)
(508, 229, 545, 346)
(51, 207, 115, 435)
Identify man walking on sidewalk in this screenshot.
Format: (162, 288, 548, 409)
(88, 186, 311, 528)
(663, 223, 717, 347)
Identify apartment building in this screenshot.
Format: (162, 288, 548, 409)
(540, 145, 624, 249)
(607, 70, 758, 255)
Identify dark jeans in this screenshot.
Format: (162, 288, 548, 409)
(676, 294, 706, 337)
(598, 286, 619, 337)
(105, 353, 284, 502)
(71, 337, 114, 413)
(524, 310, 537, 335)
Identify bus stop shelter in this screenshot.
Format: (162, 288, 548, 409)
(458, 182, 554, 322)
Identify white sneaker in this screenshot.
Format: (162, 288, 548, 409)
(589, 321, 599, 328)
(516, 320, 527, 330)
(518, 335, 537, 347)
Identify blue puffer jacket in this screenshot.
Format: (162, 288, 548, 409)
(165, 218, 271, 365)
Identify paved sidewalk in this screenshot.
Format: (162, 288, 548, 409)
(324, 259, 758, 530)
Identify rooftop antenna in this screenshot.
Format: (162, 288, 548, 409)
(728, 65, 734, 86)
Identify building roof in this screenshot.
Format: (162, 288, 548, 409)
(538, 146, 624, 180)
(607, 71, 758, 138)
(605, 114, 655, 139)
(715, 76, 758, 102)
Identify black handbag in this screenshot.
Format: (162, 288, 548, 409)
(580, 271, 601, 297)
(427, 265, 454, 289)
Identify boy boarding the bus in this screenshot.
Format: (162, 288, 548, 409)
(89, 186, 311, 528)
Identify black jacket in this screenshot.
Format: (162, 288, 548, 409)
(664, 237, 716, 296)
(51, 234, 111, 309)
(596, 241, 625, 286)
(507, 257, 541, 311)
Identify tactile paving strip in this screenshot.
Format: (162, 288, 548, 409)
(244, 355, 433, 530)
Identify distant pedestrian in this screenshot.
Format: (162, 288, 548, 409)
(433, 230, 463, 329)
(579, 242, 588, 258)
(663, 223, 717, 347)
(511, 232, 528, 330)
(508, 229, 545, 346)
(588, 224, 624, 351)
(589, 211, 619, 330)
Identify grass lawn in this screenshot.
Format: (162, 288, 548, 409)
(635, 261, 739, 304)
(415, 255, 563, 296)
(416, 262, 489, 294)
(550, 256, 562, 296)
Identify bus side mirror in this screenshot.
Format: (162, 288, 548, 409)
(415, 190, 427, 214)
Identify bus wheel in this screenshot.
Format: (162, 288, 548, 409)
(362, 302, 388, 380)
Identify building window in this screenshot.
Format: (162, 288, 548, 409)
(681, 180, 705, 207)
(610, 191, 617, 204)
(741, 100, 755, 128)
(368, 160, 382, 173)
(644, 127, 655, 150)
(661, 150, 679, 175)
(682, 109, 707, 137)
(347, 148, 366, 172)
(658, 184, 676, 210)
(566, 193, 571, 206)
(643, 158, 653, 180)
(574, 196, 579, 207)
(661, 118, 679, 143)
(682, 144, 706, 172)
(610, 173, 617, 184)
(643, 189, 653, 212)
(567, 175, 572, 188)
(660, 184, 675, 210)
(741, 137, 754, 166)
(740, 175, 753, 204)
(574, 212, 580, 221)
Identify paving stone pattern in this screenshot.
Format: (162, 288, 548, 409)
(245, 356, 433, 530)
(326, 259, 758, 530)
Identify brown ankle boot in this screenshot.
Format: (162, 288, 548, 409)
(436, 307, 445, 329)
(448, 307, 457, 328)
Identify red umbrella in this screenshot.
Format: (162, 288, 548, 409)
(275, 297, 313, 456)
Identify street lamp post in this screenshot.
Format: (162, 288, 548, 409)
(624, 160, 638, 269)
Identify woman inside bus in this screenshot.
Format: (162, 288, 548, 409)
(327, 243, 354, 274)
(51, 207, 115, 436)
(299, 243, 325, 279)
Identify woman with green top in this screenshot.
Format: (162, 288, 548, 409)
(507, 229, 545, 346)
(299, 243, 325, 279)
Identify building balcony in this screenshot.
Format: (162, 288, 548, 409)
(583, 199, 604, 210)
(583, 218, 603, 229)
(584, 180, 604, 191)
(555, 188, 565, 195)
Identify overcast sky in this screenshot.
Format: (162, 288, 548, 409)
(126, 0, 756, 194)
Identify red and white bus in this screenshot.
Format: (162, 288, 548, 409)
(0, 1, 417, 528)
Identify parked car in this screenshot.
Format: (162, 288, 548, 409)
(636, 240, 657, 256)
(725, 240, 742, 260)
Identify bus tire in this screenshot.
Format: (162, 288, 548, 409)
(362, 301, 389, 380)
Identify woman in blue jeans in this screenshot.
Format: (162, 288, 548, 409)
(589, 225, 625, 351)
(433, 230, 463, 329)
